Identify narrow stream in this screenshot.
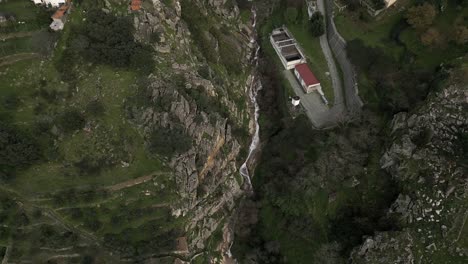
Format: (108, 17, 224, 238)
(239, 7, 261, 192)
(224, 6, 261, 261)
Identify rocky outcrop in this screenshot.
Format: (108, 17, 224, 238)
(351, 71, 468, 263)
(123, 0, 256, 260)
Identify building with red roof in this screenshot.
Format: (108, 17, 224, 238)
(49, 0, 71, 31)
(131, 0, 142, 11)
(294, 63, 321, 94)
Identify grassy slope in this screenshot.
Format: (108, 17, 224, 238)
(0, 1, 184, 260)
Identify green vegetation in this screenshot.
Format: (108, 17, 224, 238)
(0, 0, 52, 33)
(180, 0, 244, 75)
(57, 9, 154, 81)
(0, 122, 41, 181)
(335, 0, 467, 113)
(234, 0, 466, 263)
(309, 12, 325, 37)
(286, 7, 299, 24)
(0, 0, 186, 261)
(148, 126, 193, 158)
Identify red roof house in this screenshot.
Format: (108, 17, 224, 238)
(294, 63, 321, 94)
(131, 0, 142, 11)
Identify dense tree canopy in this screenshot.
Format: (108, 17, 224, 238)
(405, 3, 437, 30)
(309, 12, 325, 37)
(77, 10, 153, 70)
(57, 9, 154, 80)
(0, 123, 41, 180)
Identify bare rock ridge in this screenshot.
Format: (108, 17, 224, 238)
(126, 0, 257, 260)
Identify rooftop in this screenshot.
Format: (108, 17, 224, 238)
(295, 63, 320, 86)
(131, 0, 142, 11)
(51, 1, 70, 20)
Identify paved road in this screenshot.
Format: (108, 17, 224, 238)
(321, 0, 363, 113)
(316, 0, 344, 111)
(285, 69, 349, 128)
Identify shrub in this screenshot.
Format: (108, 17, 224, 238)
(148, 125, 192, 158)
(0, 131, 39, 168)
(58, 109, 85, 133)
(56, 9, 154, 78)
(405, 3, 437, 30)
(309, 12, 325, 37)
(0, 123, 41, 180)
(86, 100, 105, 117)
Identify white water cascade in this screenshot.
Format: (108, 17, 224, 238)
(223, 7, 261, 262)
(239, 7, 261, 192)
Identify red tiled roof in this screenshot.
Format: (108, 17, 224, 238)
(295, 63, 320, 86)
(131, 0, 142, 11)
(52, 1, 70, 20)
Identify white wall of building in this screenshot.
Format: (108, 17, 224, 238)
(32, 0, 66, 7)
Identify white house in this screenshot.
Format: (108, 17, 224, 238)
(360, 0, 398, 16)
(32, 0, 66, 7)
(306, 0, 318, 19)
(49, 0, 70, 31)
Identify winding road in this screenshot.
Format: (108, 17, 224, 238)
(320, 0, 363, 113)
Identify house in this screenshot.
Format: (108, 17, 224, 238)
(49, 0, 71, 31)
(31, 0, 66, 7)
(360, 0, 398, 16)
(306, 0, 318, 19)
(294, 63, 321, 94)
(130, 0, 142, 11)
(270, 27, 306, 70)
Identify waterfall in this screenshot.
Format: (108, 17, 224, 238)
(223, 6, 262, 263)
(239, 7, 261, 191)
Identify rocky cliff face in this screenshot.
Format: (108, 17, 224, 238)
(351, 68, 468, 263)
(123, 0, 256, 260)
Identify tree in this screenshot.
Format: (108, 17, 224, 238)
(420, 27, 442, 46)
(371, 0, 386, 9)
(405, 3, 437, 30)
(0, 123, 41, 171)
(85, 100, 105, 117)
(285, 7, 298, 24)
(148, 125, 192, 158)
(309, 12, 325, 37)
(58, 109, 85, 133)
(453, 25, 468, 45)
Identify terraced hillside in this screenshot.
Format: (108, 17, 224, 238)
(0, 0, 255, 262)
